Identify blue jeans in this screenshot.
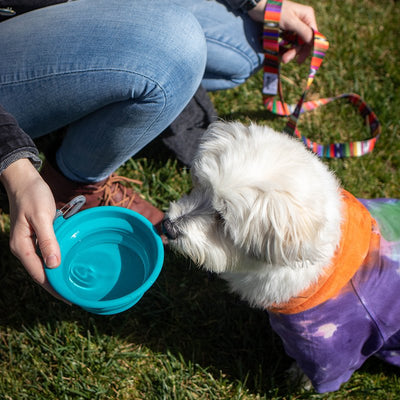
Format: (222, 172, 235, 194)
(176, 0, 264, 91)
(0, 0, 263, 182)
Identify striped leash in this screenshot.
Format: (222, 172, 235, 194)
(262, 0, 381, 157)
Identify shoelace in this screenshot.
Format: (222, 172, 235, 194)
(263, 0, 381, 158)
(94, 174, 142, 208)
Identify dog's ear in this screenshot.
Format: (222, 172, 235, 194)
(218, 189, 326, 266)
(260, 191, 326, 265)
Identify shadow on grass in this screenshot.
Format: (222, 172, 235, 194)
(0, 232, 292, 396)
(1, 243, 399, 397)
(0, 133, 295, 396)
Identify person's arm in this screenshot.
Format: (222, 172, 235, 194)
(0, 105, 41, 173)
(0, 105, 63, 299)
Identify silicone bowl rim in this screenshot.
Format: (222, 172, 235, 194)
(45, 206, 164, 311)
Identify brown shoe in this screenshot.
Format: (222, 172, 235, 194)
(40, 161, 164, 226)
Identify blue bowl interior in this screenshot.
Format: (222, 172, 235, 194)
(63, 229, 149, 301)
(45, 207, 163, 313)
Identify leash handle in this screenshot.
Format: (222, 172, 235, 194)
(262, 0, 381, 158)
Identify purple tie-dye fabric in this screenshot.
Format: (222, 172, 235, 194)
(268, 198, 400, 393)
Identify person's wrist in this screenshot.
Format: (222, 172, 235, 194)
(242, 0, 261, 11)
(247, 0, 267, 22)
(0, 158, 39, 194)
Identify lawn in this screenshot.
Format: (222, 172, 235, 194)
(1, 0, 400, 399)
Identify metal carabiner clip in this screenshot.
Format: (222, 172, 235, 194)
(0, 7, 16, 16)
(54, 195, 86, 221)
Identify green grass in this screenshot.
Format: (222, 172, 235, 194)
(1, 0, 400, 398)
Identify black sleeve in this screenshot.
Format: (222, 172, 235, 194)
(0, 0, 67, 13)
(0, 0, 68, 21)
(0, 104, 41, 174)
(224, 0, 249, 11)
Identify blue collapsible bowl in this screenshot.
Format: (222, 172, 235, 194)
(45, 206, 164, 315)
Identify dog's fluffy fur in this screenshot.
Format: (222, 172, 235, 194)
(165, 121, 344, 308)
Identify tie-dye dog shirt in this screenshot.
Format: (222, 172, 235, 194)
(268, 191, 400, 393)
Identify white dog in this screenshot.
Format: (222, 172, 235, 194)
(163, 121, 400, 393)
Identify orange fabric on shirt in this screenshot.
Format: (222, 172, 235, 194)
(268, 190, 373, 315)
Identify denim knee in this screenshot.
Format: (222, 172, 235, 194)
(55, 4, 208, 182)
(202, 36, 263, 91)
(156, 6, 207, 104)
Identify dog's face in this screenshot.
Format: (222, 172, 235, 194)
(164, 122, 342, 280)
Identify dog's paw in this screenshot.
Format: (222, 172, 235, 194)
(285, 362, 313, 391)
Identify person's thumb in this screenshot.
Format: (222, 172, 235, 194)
(33, 220, 61, 269)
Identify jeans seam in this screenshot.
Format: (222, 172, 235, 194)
(0, 67, 166, 91)
(1, 66, 168, 135)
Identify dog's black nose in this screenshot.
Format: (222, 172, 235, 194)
(161, 218, 180, 240)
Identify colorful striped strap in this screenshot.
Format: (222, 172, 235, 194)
(262, 0, 381, 158)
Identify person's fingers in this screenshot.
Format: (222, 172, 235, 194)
(283, 1, 318, 34)
(281, 47, 297, 64)
(12, 238, 71, 304)
(279, 0, 318, 64)
(10, 222, 44, 282)
(292, 17, 314, 45)
(30, 213, 61, 269)
(9, 217, 70, 304)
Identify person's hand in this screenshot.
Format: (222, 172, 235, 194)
(279, 0, 317, 63)
(248, 0, 318, 63)
(0, 158, 64, 300)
